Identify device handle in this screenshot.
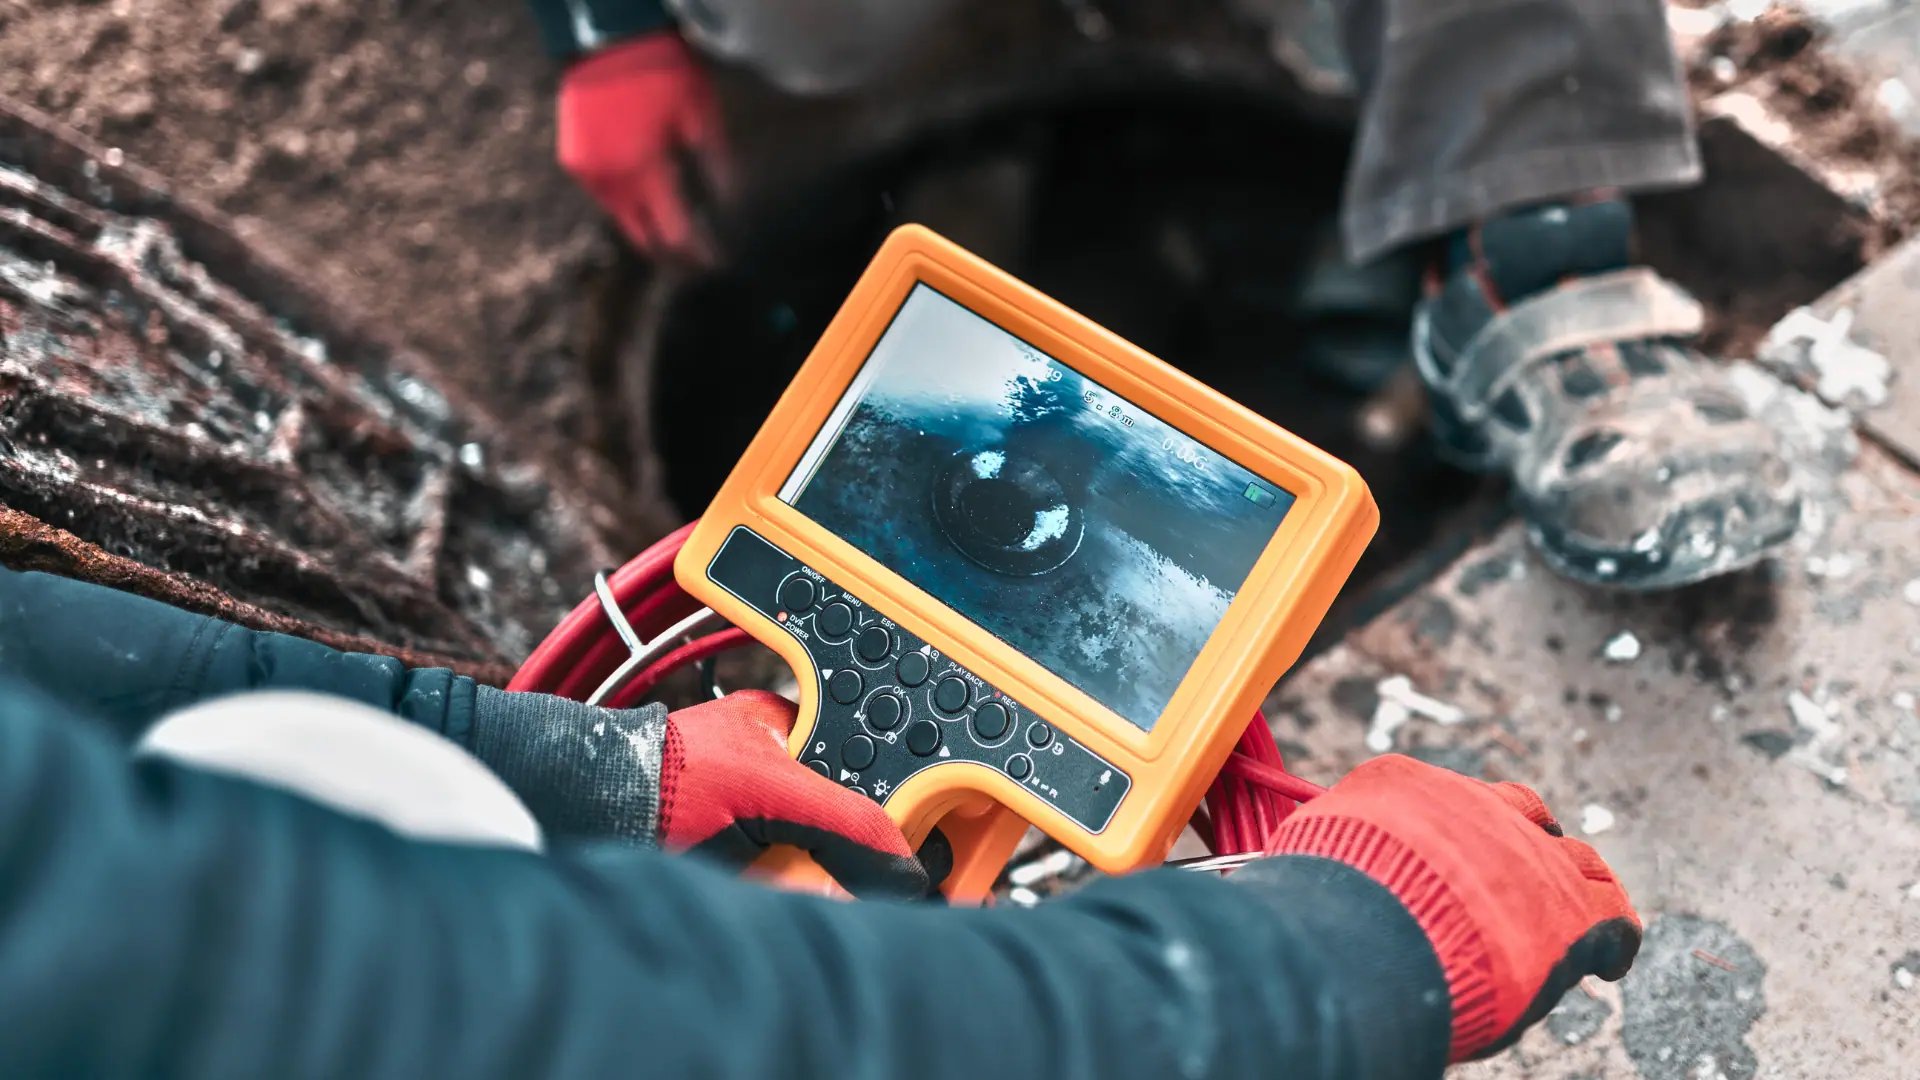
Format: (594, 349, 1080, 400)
(748, 845, 848, 898)
(746, 803, 1031, 905)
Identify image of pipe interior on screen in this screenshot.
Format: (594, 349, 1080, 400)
(788, 286, 1294, 728)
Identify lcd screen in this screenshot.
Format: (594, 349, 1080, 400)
(781, 285, 1295, 729)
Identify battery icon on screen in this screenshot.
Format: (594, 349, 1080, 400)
(1242, 482, 1277, 508)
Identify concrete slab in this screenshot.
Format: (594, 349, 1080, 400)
(1264, 438, 1920, 1077)
(1781, 232, 1920, 467)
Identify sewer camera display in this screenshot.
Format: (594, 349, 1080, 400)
(785, 285, 1294, 729)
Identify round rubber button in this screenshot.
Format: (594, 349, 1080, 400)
(866, 692, 905, 731)
(971, 701, 1012, 742)
(841, 734, 876, 771)
(896, 651, 931, 687)
(1007, 754, 1033, 780)
(906, 720, 941, 756)
(778, 575, 818, 612)
(807, 759, 831, 777)
(816, 601, 855, 639)
(855, 625, 894, 663)
(828, 668, 863, 705)
(1026, 723, 1054, 749)
(933, 676, 970, 714)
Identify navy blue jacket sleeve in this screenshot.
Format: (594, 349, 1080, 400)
(0, 679, 1449, 1079)
(0, 563, 479, 745)
(0, 565, 677, 845)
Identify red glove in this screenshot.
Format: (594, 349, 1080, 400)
(557, 32, 730, 263)
(660, 691, 928, 897)
(1268, 755, 1640, 1061)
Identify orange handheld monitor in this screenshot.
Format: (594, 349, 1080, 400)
(677, 226, 1377, 898)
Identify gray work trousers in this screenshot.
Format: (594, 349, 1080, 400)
(1332, 0, 1699, 261)
(680, 0, 1702, 263)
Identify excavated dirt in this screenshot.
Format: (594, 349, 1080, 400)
(1690, 6, 1920, 253)
(0, 0, 614, 451)
(0, 102, 625, 676)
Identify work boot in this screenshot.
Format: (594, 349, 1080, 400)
(1413, 198, 1802, 589)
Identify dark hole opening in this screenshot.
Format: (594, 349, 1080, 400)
(961, 481, 1039, 546)
(650, 93, 1491, 631)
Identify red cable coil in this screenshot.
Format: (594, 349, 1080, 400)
(511, 521, 1321, 857)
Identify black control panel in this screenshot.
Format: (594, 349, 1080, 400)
(707, 527, 1132, 833)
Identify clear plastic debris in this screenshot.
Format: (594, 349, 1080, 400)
(1602, 631, 1643, 663)
(1804, 553, 1855, 579)
(1788, 690, 1838, 738)
(1580, 803, 1617, 835)
(1008, 848, 1083, 888)
(1878, 77, 1917, 125)
(1366, 675, 1468, 752)
(1761, 307, 1893, 410)
(1784, 690, 1849, 787)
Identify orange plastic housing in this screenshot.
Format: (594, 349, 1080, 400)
(678, 225, 1377, 892)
